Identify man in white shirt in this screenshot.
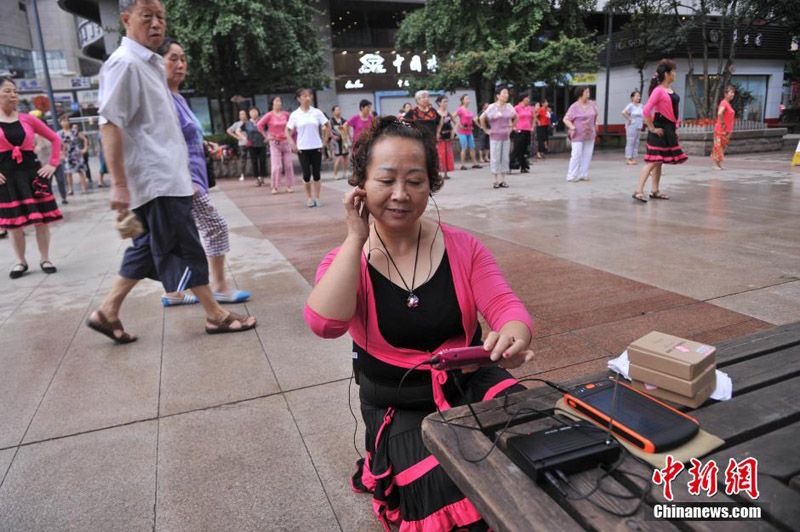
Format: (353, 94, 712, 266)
(86, 0, 256, 343)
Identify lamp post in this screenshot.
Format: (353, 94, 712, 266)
(31, 0, 60, 132)
(603, 7, 613, 142)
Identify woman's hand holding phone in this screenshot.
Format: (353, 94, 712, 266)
(483, 330, 534, 370)
(343, 187, 370, 245)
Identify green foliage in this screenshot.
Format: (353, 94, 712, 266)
(395, 0, 600, 98)
(729, 81, 754, 118)
(163, 0, 329, 96)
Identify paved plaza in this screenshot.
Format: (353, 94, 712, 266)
(0, 149, 798, 531)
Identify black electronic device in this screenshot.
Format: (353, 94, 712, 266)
(563, 379, 699, 453)
(506, 421, 622, 483)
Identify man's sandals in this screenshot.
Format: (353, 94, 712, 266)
(206, 311, 257, 335)
(86, 310, 137, 344)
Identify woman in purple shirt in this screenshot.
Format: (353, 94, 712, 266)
(563, 86, 599, 182)
(159, 38, 250, 305)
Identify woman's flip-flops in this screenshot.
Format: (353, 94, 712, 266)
(161, 294, 199, 307)
(214, 290, 252, 304)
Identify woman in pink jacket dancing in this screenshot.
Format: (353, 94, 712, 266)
(633, 58, 688, 203)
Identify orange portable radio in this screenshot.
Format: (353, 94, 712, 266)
(563, 379, 699, 453)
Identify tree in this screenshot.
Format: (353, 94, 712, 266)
(607, 0, 673, 94)
(610, 0, 783, 118)
(163, 0, 329, 123)
(394, 0, 600, 104)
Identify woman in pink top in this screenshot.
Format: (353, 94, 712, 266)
(712, 85, 735, 170)
(634, 58, 687, 203)
(257, 96, 294, 195)
(453, 94, 481, 170)
(346, 99, 374, 145)
(304, 116, 533, 532)
(511, 93, 533, 173)
(479, 86, 518, 188)
(0, 77, 62, 279)
(563, 86, 599, 182)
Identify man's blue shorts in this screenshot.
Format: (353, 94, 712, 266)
(457, 133, 476, 150)
(119, 196, 209, 293)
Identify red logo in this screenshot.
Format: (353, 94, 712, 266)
(652, 455, 759, 501)
(724, 457, 759, 499)
(652, 455, 685, 501)
(687, 458, 719, 497)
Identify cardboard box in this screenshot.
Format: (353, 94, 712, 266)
(631, 378, 715, 409)
(628, 331, 716, 380)
(630, 362, 716, 397)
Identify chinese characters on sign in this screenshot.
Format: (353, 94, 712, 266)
(652, 455, 759, 501)
(336, 51, 439, 91)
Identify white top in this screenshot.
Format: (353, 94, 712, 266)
(624, 103, 644, 129)
(229, 121, 247, 146)
(98, 37, 193, 209)
(287, 107, 328, 150)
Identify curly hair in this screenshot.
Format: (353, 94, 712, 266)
(348, 116, 442, 193)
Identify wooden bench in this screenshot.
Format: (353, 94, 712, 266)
(422, 322, 800, 532)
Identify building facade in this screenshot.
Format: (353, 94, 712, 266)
(1, 1, 103, 118)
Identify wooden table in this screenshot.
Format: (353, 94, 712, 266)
(422, 322, 800, 532)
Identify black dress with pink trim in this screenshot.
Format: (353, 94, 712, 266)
(0, 121, 62, 229)
(644, 92, 688, 165)
(351, 252, 523, 532)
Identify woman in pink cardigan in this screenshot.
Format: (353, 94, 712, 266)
(0, 77, 62, 279)
(304, 116, 534, 532)
(633, 58, 688, 203)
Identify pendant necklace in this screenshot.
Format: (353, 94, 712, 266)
(374, 224, 422, 308)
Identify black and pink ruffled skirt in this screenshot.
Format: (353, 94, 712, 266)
(0, 155, 62, 229)
(351, 364, 523, 532)
(644, 114, 688, 165)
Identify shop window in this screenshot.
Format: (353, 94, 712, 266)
(31, 50, 69, 77)
(0, 44, 34, 78)
(683, 74, 768, 121)
(189, 97, 213, 135)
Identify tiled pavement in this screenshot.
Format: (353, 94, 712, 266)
(0, 149, 797, 531)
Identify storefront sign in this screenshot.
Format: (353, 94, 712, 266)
(335, 50, 437, 92)
(70, 77, 92, 89)
(344, 79, 365, 89)
(16, 78, 45, 92)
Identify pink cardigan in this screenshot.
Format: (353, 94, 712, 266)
(643, 86, 679, 126)
(304, 223, 534, 410)
(0, 113, 61, 166)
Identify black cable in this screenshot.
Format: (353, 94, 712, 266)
(452, 372, 486, 433)
(346, 245, 372, 460)
(347, 366, 362, 460)
(556, 466, 652, 518)
(512, 377, 570, 394)
(425, 195, 442, 286)
(397, 358, 437, 398)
